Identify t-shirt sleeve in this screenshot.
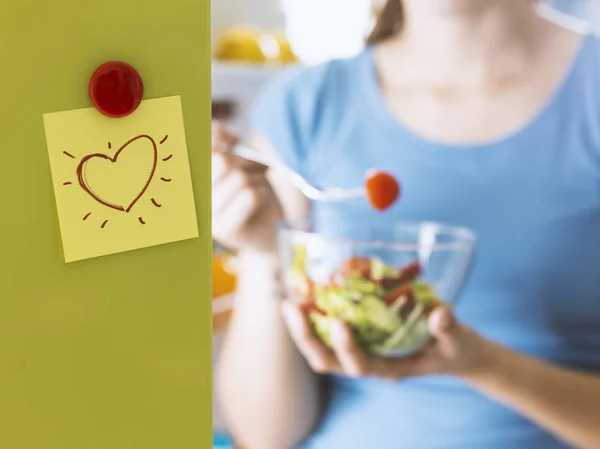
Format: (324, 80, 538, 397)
(249, 64, 329, 178)
(586, 34, 600, 147)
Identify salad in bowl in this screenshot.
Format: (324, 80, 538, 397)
(279, 221, 476, 357)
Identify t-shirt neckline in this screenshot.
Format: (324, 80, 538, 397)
(358, 32, 593, 153)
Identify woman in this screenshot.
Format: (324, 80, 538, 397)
(213, 1, 600, 448)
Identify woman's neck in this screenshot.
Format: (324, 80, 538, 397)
(385, 0, 549, 86)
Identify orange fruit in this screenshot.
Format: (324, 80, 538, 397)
(212, 254, 237, 299)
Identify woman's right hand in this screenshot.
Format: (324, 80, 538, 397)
(212, 122, 284, 254)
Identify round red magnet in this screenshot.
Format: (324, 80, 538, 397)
(89, 61, 144, 118)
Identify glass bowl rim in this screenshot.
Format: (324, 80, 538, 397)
(277, 219, 477, 252)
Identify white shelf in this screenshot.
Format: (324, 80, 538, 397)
(212, 60, 290, 77)
(212, 60, 294, 138)
(212, 60, 291, 101)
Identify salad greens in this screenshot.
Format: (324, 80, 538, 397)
(285, 244, 442, 355)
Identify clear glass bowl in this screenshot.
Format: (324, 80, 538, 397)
(278, 220, 477, 358)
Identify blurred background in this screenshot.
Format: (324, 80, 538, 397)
(211, 0, 599, 142)
(211, 1, 600, 448)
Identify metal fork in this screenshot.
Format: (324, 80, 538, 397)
(232, 144, 365, 202)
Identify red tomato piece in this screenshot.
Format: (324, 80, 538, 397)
(378, 261, 421, 289)
(341, 256, 372, 279)
(379, 277, 404, 290)
(300, 303, 327, 316)
(383, 284, 413, 305)
(383, 284, 418, 317)
(364, 170, 401, 212)
(398, 261, 421, 283)
(303, 278, 316, 304)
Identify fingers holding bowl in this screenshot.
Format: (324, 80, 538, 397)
(330, 320, 372, 378)
(281, 301, 340, 374)
(281, 300, 432, 379)
(282, 303, 375, 378)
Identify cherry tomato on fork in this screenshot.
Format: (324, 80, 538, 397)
(364, 170, 401, 211)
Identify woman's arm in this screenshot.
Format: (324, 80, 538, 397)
(216, 134, 322, 449)
(463, 340, 600, 449)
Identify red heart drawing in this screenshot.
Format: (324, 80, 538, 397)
(76, 134, 158, 213)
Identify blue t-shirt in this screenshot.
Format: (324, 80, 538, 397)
(250, 32, 600, 449)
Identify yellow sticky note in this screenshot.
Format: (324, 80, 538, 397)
(43, 95, 199, 263)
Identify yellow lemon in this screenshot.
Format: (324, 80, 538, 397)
(214, 26, 267, 64)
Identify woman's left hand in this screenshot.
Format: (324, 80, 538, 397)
(281, 301, 489, 380)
